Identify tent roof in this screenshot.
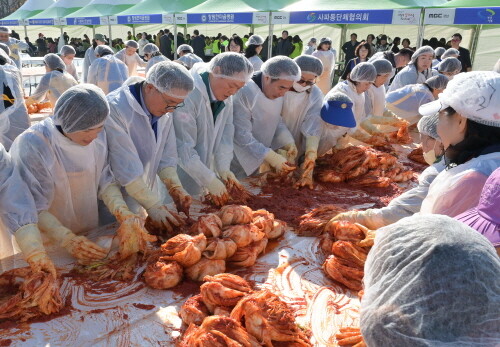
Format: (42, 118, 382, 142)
(117, 0, 205, 16)
(2, 0, 56, 20)
(29, 0, 93, 19)
(283, 0, 446, 11)
(184, 0, 299, 13)
(434, 0, 500, 7)
(67, 0, 141, 18)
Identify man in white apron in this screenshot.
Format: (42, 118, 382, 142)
(114, 40, 147, 77)
(173, 53, 253, 206)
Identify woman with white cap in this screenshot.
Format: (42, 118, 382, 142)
(386, 74, 449, 125)
(302, 38, 317, 55)
(143, 43, 169, 74)
(419, 71, 500, 217)
(244, 35, 264, 72)
(11, 84, 151, 264)
(388, 46, 437, 92)
(435, 57, 462, 80)
(88, 45, 129, 94)
(360, 215, 500, 346)
(177, 44, 203, 69)
(432, 46, 446, 67)
(114, 40, 146, 76)
(26, 54, 78, 108)
(312, 37, 337, 94)
(59, 45, 79, 81)
(329, 113, 445, 229)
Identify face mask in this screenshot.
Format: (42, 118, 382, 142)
(423, 149, 437, 165)
(293, 82, 311, 93)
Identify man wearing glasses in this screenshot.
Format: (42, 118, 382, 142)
(450, 33, 471, 72)
(104, 61, 194, 234)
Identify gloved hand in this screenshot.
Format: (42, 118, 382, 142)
(329, 209, 385, 230)
(264, 150, 295, 174)
(282, 143, 298, 163)
(146, 205, 185, 235)
(159, 167, 192, 217)
(38, 211, 107, 265)
(355, 223, 376, 248)
(15, 224, 56, 277)
(117, 217, 157, 259)
(101, 183, 137, 223)
(219, 171, 243, 189)
(295, 136, 319, 190)
(361, 118, 383, 135)
(206, 177, 229, 207)
(295, 168, 314, 189)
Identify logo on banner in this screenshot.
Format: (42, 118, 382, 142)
(478, 9, 495, 23)
(127, 16, 132, 23)
(201, 15, 207, 22)
(424, 8, 455, 24)
(307, 13, 317, 23)
(392, 9, 420, 25)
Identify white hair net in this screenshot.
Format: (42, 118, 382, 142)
(372, 59, 393, 75)
(145, 60, 194, 98)
(425, 74, 449, 90)
(261, 56, 301, 81)
(43, 53, 66, 71)
(442, 48, 460, 59)
(350, 62, 377, 82)
(0, 26, 11, 34)
(319, 37, 332, 44)
(208, 52, 254, 82)
(410, 45, 435, 65)
(494, 58, 500, 73)
(247, 35, 264, 46)
(59, 45, 76, 56)
(294, 55, 323, 76)
(437, 57, 462, 73)
(143, 43, 159, 55)
(95, 45, 114, 57)
(125, 40, 138, 49)
(177, 44, 193, 55)
(434, 46, 445, 58)
(361, 215, 500, 347)
(0, 43, 10, 56)
(417, 113, 440, 140)
(54, 84, 109, 133)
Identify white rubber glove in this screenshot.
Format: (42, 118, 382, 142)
(219, 171, 242, 188)
(296, 136, 319, 190)
(264, 150, 295, 174)
(282, 143, 298, 164)
(329, 209, 386, 230)
(206, 177, 229, 206)
(15, 224, 56, 277)
(159, 167, 192, 216)
(101, 183, 137, 223)
(38, 211, 107, 264)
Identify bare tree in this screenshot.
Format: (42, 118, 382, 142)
(0, 0, 26, 19)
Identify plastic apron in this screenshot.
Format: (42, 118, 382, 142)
(312, 50, 335, 94)
(332, 80, 366, 133)
(365, 84, 386, 117)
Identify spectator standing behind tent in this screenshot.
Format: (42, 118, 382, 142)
(114, 40, 146, 77)
(276, 31, 294, 57)
(25, 54, 78, 108)
(177, 44, 203, 69)
(160, 31, 173, 60)
(25, 36, 37, 56)
(227, 36, 244, 53)
(391, 37, 401, 53)
(36, 33, 48, 57)
(388, 46, 437, 92)
(342, 33, 360, 63)
(190, 30, 206, 62)
(245, 35, 264, 72)
(137, 33, 149, 58)
(143, 43, 169, 74)
(303, 38, 317, 55)
(83, 34, 106, 83)
(0, 26, 29, 69)
(59, 45, 79, 81)
(341, 41, 371, 80)
(375, 35, 390, 53)
(312, 37, 336, 94)
(449, 33, 471, 72)
(366, 34, 376, 52)
(88, 45, 128, 94)
(289, 35, 303, 58)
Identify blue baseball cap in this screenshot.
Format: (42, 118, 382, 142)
(320, 99, 356, 127)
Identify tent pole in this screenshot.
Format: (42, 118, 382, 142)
(416, 8, 425, 48)
(250, 24, 255, 33)
(340, 24, 347, 62)
(267, 11, 273, 60)
(174, 23, 178, 59)
(184, 24, 187, 37)
(132, 26, 136, 38)
(24, 25, 28, 39)
(469, 24, 482, 67)
(92, 26, 96, 39)
(108, 17, 112, 42)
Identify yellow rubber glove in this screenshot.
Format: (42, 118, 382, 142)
(100, 183, 136, 223)
(282, 143, 298, 164)
(264, 150, 295, 174)
(158, 167, 192, 216)
(360, 118, 383, 135)
(219, 171, 243, 189)
(38, 211, 107, 264)
(329, 209, 386, 230)
(207, 177, 229, 206)
(125, 177, 184, 233)
(116, 217, 157, 259)
(15, 224, 56, 277)
(295, 136, 319, 189)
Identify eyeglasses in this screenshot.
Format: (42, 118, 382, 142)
(297, 79, 316, 86)
(157, 88, 185, 111)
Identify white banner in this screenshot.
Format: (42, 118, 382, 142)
(100, 16, 109, 25)
(108, 16, 118, 25)
(424, 8, 455, 25)
(162, 14, 174, 24)
(252, 12, 269, 25)
(271, 12, 290, 24)
(55, 18, 67, 26)
(175, 13, 187, 25)
(392, 9, 421, 25)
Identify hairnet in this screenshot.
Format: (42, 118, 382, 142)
(95, 45, 114, 57)
(410, 45, 435, 65)
(294, 55, 323, 76)
(0, 26, 11, 34)
(425, 74, 449, 90)
(361, 214, 500, 346)
(176, 44, 193, 55)
(208, 52, 254, 82)
(0, 42, 10, 56)
(125, 40, 138, 49)
(434, 46, 445, 58)
(43, 53, 66, 71)
(261, 56, 301, 81)
(417, 113, 440, 140)
(146, 60, 194, 98)
(247, 35, 264, 46)
(143, 43, 159, 55)
(494, 58, 500, 73)
(437, 57, 462, 73)
(350, 62, 377, 82)
(59, 45, 76, 56)
(319, 37, 332, 44)
(442, 48, 460, 59)
(54, 84, 109, 133)
(372, 59, 393, 75)
(308, 38, 317, 44)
